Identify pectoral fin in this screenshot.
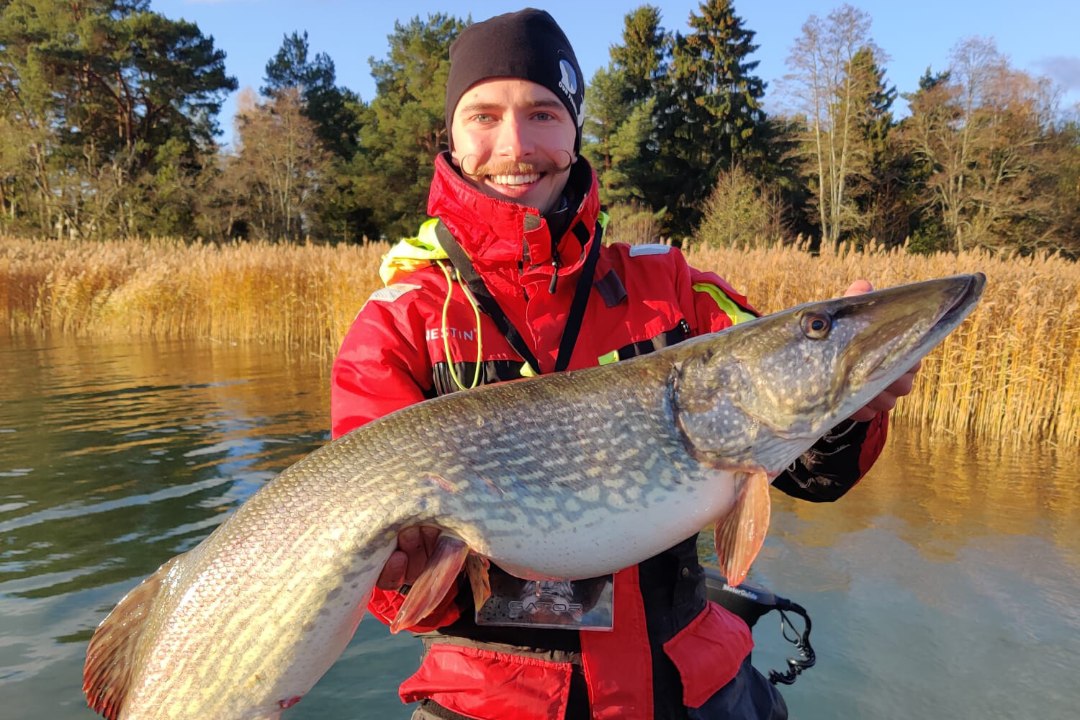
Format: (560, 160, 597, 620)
(714, 470, 771, 586)
(390, 535, 469, 633)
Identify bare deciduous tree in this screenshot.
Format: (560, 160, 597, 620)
(226, 88, 332, 241)
(781, 4, 885, 247)
(903, 38, 1059, 252)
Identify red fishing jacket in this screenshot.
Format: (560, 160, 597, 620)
(330, 153, 888, 720)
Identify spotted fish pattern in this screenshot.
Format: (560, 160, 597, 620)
(83, 274, 984, 719)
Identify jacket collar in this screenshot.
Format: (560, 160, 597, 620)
(426, 152, 601, 274)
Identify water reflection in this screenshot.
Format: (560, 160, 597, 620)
(1, 334, 1077, 719)
(0, 335, 336, 717)
(744, 426, 1079, 720)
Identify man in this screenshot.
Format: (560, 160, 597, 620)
(331, 9, 915, 720)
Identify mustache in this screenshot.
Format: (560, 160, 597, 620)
(458, 152, 573, 179)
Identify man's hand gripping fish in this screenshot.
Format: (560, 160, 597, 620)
(83, 274, 985, 719)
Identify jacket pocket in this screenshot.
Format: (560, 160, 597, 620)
(399, 643, 572, 720)
(661, 600, 753, 708)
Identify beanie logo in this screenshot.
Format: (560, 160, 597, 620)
(558, 58, 584, 128)
(559, 58, 578, 97)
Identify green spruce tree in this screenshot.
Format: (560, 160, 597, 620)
(582, 5, 668, 209)
(655, 0, 769, 238)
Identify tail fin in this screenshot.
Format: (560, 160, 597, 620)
(84, 554, 187, 719)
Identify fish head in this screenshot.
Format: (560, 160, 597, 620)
(672, 273, 985, 476)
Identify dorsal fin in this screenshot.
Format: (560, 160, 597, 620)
(714, 470, 771, 586)
(83, 554, 185, 719)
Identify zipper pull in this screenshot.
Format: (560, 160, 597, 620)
(548, 253, 560, 294)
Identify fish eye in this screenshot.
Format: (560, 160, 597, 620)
(801, 312, 832, 339)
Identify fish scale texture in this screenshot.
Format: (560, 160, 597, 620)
(109, 348, 734, 719)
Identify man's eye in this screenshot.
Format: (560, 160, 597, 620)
(533, 111, 554, 121)
(472, 113, 495, 123)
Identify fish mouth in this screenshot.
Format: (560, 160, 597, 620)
(863, 272, 985, 388)
(914, 272, 985, 351)
(939, 272, 986, 326)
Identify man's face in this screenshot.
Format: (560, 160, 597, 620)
(450, 78, 577, 215)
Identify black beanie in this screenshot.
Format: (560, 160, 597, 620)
(445, 8, 585, 154)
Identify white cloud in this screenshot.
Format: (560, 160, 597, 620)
(1036, 56, 1080, 91)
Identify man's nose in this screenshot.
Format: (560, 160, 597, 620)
(495, 113, 533, 158)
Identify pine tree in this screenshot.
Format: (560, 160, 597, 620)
(355, 13, 466, 239)
(261, 31, 362, 160)
(0, 0, 236, 237)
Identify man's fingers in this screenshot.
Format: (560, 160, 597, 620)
(376, 551, 408, 590)
(843, 279, 874, 297)
(889, 373, 915, 397)
(397, 526, 423, 553)
(398, 529, 426, 584)
(848, 406, 879, 423)
(378, 527, 443, 590)
(420, 526, 441, 556)
(884, 360, 921, 399)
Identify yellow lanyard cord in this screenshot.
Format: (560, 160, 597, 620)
(437, 260, 484, 391)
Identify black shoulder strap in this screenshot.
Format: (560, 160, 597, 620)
(434, 219, 602, 375)
(555, 220, 602, 372)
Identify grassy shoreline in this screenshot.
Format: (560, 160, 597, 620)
(2, 236, 1077, 447)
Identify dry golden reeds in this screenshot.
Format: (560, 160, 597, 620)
(0, 236, 384, 357)
(683, 240, 1080, 450)
(1, 235, 1077, 448)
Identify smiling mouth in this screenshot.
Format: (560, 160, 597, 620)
(488, 173, 542, 186)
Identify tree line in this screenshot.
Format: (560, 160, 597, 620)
(1, 0, 1077, 255)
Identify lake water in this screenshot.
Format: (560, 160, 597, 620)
(0, 335, 1076, 719)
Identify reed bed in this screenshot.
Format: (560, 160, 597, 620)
(684, 240, 1080, 450)
(0, 236, 385, 358)
(1, 235, 1077, 448)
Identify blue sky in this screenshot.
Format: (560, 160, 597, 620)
(151, 1, 1080, 147)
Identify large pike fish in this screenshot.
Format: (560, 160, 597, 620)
(84, 274, 984, 719)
